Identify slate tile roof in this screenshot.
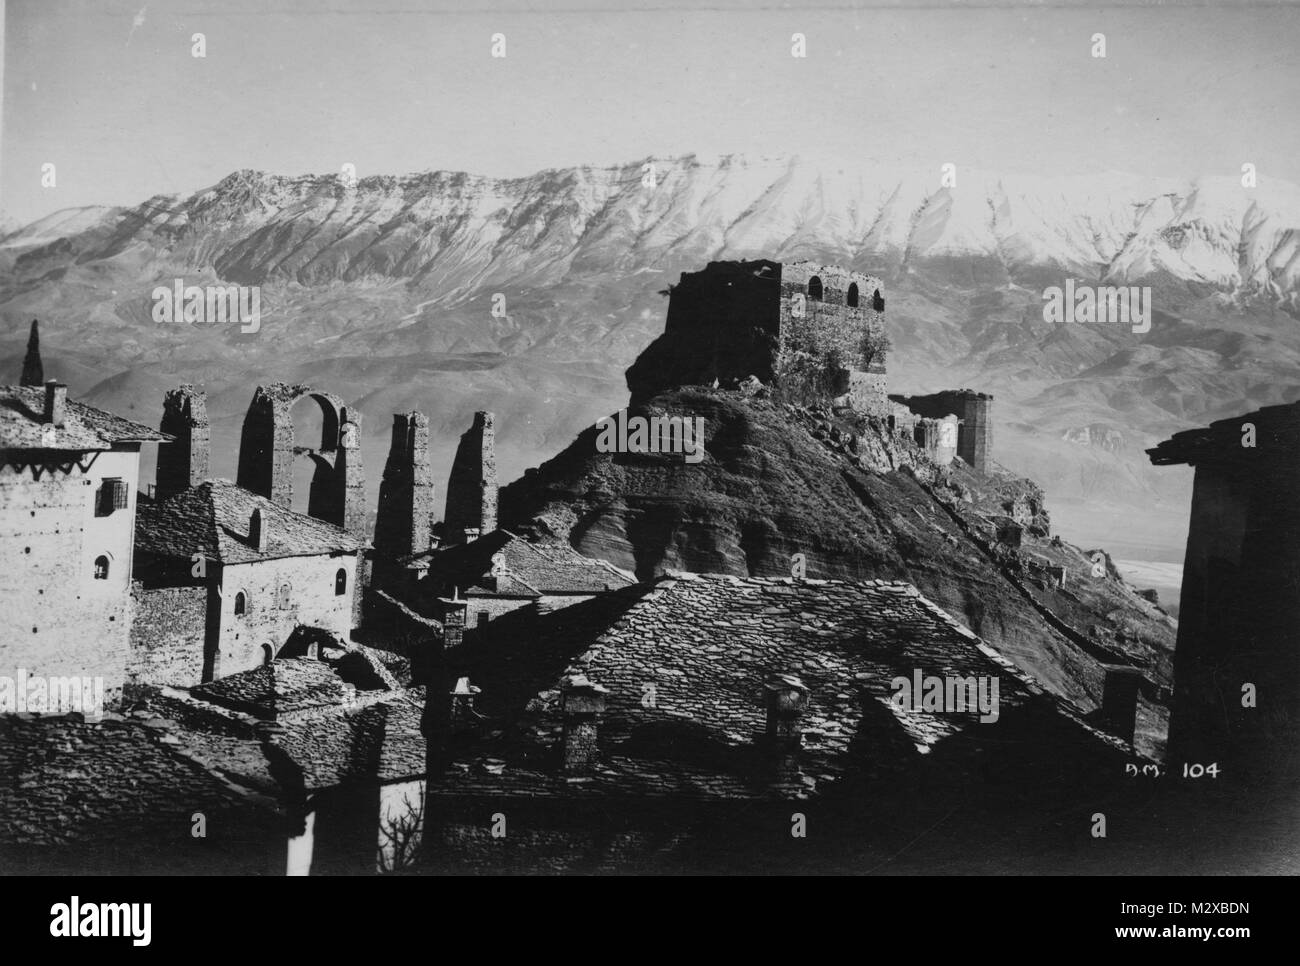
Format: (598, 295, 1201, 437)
(431, 573, 1136, 801)
(0, 385, 169, 451)
(1147, 400, 1300, 466)
(0, 715, 281, 848)
(265, 691, 427, 791)
(424, 528, 636, 597)
(190, 658, 354, 719)
(136, 479, 363, 563)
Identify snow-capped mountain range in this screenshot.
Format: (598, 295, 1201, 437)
(5, 154, 1300, 302)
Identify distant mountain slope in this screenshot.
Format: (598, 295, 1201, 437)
(3, 155, 1298, 563)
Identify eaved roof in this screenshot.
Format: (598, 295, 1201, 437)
(432, 573, 1137, 801)
(426, 528, 636, 597)
(1147, 400, 1300, 467)
(190, 658, 354, 720)
(136, 479, 363, 564)
(0, 385, 169, 451)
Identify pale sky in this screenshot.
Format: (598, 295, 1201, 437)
(3, 0, 1299, 225)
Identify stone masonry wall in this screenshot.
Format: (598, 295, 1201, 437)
(127, 584, 209, 690)
(444, 412, 498, 542)
(0, 446, 141, 709)
(214, 554, 357, 679)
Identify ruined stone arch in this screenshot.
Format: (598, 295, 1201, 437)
(236, 383, 365, 536)
(808, 276, 824, 301)
(847, 282, 859, 308)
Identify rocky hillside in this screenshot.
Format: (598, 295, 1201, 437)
(500, 384, 1176, 752)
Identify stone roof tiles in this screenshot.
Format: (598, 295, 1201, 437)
(432, 573, 1134, 801)
(136, 479, 363, 564)
(426, 528, 636, 597)
(190, 658, 355, 720)
(0, 385, 169, 451)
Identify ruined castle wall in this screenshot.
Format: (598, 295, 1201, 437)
(896, 391, 993, 473)
(128, 583, 208, 689)
(237, 385, 365, 538)
(0, 446, 140, 708)
(626, 261, 783, 399)
(775, 262, 887, 412)
(156, 386, 209, 502)
(444, 412, 498, 543)
(215, 554, 357, 678)
(375, 412, 435, 563)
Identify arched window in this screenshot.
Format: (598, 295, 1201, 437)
(93, 555, 110, 580)
(808, 276, 824, 301)
(234, 591, 247, 615)
(335, 568, 347, 596)
(872, 288, 885, 312)
(847, 282, 859, 308)
(261, 644, 275, 666)
(278, 583, 292, 610)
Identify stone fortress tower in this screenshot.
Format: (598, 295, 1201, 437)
(627, 259, 889, 415)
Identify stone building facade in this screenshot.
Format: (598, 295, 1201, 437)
(1148, 401, 1300, 781)
(134, 479, 362, 683)
(0, 383, 168, 709)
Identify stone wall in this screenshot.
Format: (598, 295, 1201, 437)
(626, 260, 784, 402)
(0, 445, 141, 708)
(444, 412, 498, 543)
(895, 390, 994, 473)
(375, 412, 435, 566)
(625, 260, 887, 414)
(156, 385, 209, 501)
(128, 583, 209, 689)
(214, 554, 358, 678)
(235, 383, 366, 538)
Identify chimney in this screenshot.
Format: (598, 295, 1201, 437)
(43, 381, 66, 428)
(437, 591, 468, 648)
(1098, 665, 1145, 744)
(449, 676, 482, 724)
(765, 674, 809, 742)
(249, 508, 268, 552)
(560, 674, 608, 775)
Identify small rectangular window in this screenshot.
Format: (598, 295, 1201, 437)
(95, 478, 128, 516)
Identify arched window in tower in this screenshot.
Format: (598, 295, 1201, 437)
(93, 555, 110, 580)
(278, 583, 292, 610)
(335, 568, 347, 596)
(847, 282, 860, 308)
(872, 288, 885, 312)
(808, 276, 824, 301)
(234, 591, 247, 616)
